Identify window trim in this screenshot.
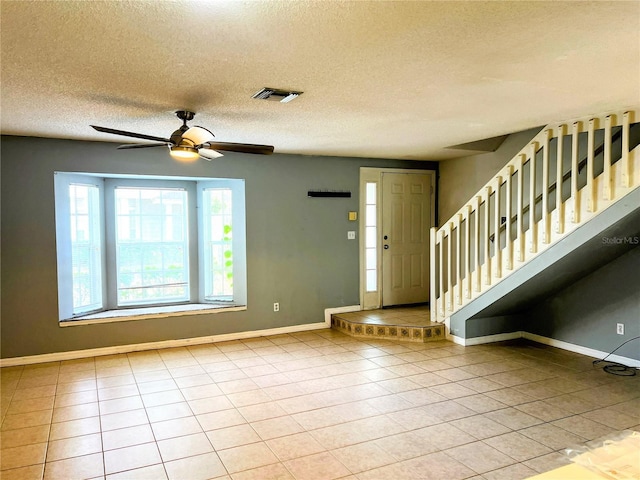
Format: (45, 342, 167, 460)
(58, 304, 247, 327)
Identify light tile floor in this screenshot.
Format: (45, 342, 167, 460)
(1, 329, 639, 480)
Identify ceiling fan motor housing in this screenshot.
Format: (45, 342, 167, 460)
(170, 111, 195, 145)
(175, 110, 195, 122)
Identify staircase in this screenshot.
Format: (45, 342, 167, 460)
(430, 109, 640, 339)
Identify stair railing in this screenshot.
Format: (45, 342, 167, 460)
(430, 108, 639, 324)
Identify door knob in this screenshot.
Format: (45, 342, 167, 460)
(383, 235, 388, 240)
(384, 245, 389, 249)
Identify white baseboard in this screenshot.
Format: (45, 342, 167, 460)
(0, 321, 330, 367)
(451, 330, 639, 368)
(450, 331, 523, 346)
(7, 309, 637, 371)
(324, 305, 361, 326)
(523, 332, 640, 368)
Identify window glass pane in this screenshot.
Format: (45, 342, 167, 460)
(116, 188, 139, 215)
(366, 182, 376, 204)
(365, 205, 376, 227)
(70, 184, 102, 314)
(115, 187, 189, 305)
(366, 248, 376, 270)
(366, 270, 377, 292)
(116, 216, 136, 241)
(365, 226, 376, 249)
(203, 188, 233, 299)
(141, 215, 162, 242)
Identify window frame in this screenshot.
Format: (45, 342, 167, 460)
(55, 173, 107, 319)
(198, 179, 247, 307)
(105, 178, 197, 309)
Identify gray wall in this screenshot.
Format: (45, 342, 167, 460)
(527, 247, 640, 361)
(0, 135, 436, 358)
(438, 127, 542, 223)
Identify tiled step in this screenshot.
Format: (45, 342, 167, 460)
(331, 312, 445, 343)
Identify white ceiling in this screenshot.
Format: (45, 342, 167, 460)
(1, 0, 639, 161)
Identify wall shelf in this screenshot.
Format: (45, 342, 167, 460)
(308, 190, 351, 198)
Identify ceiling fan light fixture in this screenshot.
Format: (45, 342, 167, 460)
(170, 145, 200, 162)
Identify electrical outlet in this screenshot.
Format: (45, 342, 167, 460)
(616, 323, 624, 335)
(273, 302, 280, 312)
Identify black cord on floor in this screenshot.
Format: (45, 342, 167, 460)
(593, 335, 640, 376)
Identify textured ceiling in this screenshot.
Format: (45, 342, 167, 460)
(1, 0, 639, 160)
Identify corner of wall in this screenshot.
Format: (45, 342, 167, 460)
(450, 312, 528, 340)
(438, 127, 542, 222)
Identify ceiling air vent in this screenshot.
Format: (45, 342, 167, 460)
(252, 87, 302, 103)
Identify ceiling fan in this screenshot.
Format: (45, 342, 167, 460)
(91, 110, 274, 162)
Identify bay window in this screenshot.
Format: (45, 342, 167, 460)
(54, 173, 246, 322)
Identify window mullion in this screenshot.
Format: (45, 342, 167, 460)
(187, 181, 199, 303)
(104, 180, 118, 310)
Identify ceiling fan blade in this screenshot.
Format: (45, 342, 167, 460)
(199, 153, 224, 162)
(183, 126, 215, 145)
(116, 143, 169, 150)
(91, 125, 172, 143)
(198, 148, 224, 160)
(199, 141, 274, 155)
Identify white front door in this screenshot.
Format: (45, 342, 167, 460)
(381, 172, 432, 307)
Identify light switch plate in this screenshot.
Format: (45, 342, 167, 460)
(347, 231, 356, 240)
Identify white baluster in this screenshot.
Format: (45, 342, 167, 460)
(447, 223, 453, 312)
(516, 155, 525, 261)
(474, 196, 481, 292)
(571, 122, 581, 223)
(464, 205, 472, 298)
(587, 119, 596, 212)
(455, 214, 462, 305)
(603, 116, 612, 200)
(541, 131, 550, 244)
(438, 230, 445, 317)
(494, 177, 502, 278)
(621, 112, 630, 188)
(505, 165, 513, 270)
(484, 187, 492, 285)
(556, 125, 565, 234)
(529, 143, 538, 254)
(430, 226, 437, 322)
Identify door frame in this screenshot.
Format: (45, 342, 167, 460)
(359, 167, 437, 310)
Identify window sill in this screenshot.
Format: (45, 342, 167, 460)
(59, 304, 246, 327)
